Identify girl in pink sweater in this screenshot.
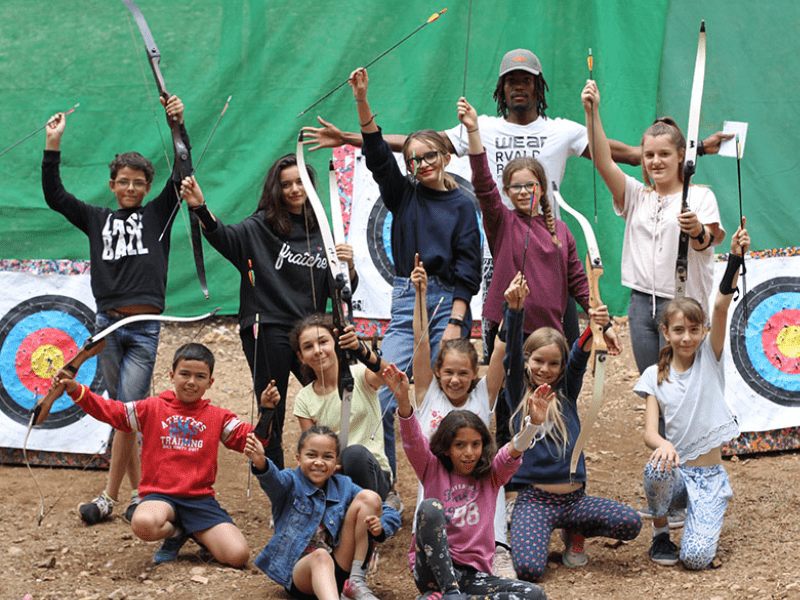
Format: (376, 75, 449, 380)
(383, 365, 548, 600)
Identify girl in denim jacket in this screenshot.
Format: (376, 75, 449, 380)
(246, 424, 384, 600)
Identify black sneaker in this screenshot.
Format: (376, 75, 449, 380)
(154, 527, 189, 564)
(648, 532, 679, 566)
(78, 492, 114, 525)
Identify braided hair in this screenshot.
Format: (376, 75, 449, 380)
(502, 156, 560, 247)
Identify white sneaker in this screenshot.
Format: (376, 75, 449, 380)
(637, 506, 685, 529)
(492, 545, 516, 578)
(505, 495, 517, 525)
(385, 489, 405, 518)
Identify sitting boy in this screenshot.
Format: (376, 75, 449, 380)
(54, 343, 272, 566)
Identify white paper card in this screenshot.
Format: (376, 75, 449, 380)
(719, 121, 748, 158)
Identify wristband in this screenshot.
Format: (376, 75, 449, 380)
(577, 323, 593, 348)
(697, 140, 706, 156)
(254, 407, 276, 441)
(603, 321, 613, 332)
(188, 203, 218, 232)
(719, 253, 744, 296)
(355, 340, 382, 373)
(360, 114, 376, 128)
(690, 227, 706, 243)
(467, 127, 479, 133)
(512, 416, 547, 452)
(698, 232, 715, 251)
(448, 317, 465, 328)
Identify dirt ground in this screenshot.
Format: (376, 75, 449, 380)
(4, 317, 800, 600)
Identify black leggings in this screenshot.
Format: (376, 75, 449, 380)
(414, 499, 546, 600)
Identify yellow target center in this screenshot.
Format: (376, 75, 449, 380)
(31, 345, 65, 379)
(777, 325, 800, 359)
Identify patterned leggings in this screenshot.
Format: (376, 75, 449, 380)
(415, 499, 546, 600)
(643, 462, 732, 570)
(509, 485, 642, 581)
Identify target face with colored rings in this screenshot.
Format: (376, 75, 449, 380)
(0, 295, 100, 428)
(366, 172, 484, 285)
(730, 277, 800, 407)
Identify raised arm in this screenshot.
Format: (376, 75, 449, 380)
(301, 117, 455, 154)
(45, 112, 66, 151)
(581, 80, 626, 206)
(487, 272, 529, 407)
(383, 363, 412, 418)
(710, 218, 750, 359)
(411, 255, 433, 403)
(457, 97, 482, 155)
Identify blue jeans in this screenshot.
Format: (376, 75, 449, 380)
(378, 277, 470, 477)
(627, 290, 671, 375)
(95, 312, 160, 402)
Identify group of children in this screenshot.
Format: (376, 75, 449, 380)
(40, 45, 751, 600)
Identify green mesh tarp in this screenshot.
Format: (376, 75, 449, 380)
(0, 1, 793, 316)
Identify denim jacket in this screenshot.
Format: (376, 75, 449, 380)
(253, 460, 363, 590)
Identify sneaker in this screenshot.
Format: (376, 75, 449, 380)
(505, 495, 516, 526)
(560, 529, 588, 567)
(648, 532, 679, 566)
(345, 579, 380, 600)
(492, 545, 516, 578)
(78, 491, 114, 525)
(637, 506, 686, 529)
(385, 489, 405, 518)
(153, 526, 189, 564)
(123, 493, 141, 523)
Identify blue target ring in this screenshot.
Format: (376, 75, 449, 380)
(730, 277, 800, 407)
(0, 296, 100, 428)
(365, 172, 484, 285)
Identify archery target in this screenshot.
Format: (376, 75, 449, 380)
(364, 171, 485, 286)
(0, 295, 100, 429)
(729, 276, 800, 407)
(347, 149, 485, 320)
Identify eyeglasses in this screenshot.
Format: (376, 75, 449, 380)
(115, 179, 148, 190)
(405, 151, 441, 170)
(506, 182, 538, 194)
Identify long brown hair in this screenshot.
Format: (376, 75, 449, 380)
(656, 298, 707, 385)
(502, 156, 560, 247)
(429, 410, 496, 481)
(289, 313, 337, 384)
(510, 327, 569, 456)
(401, 130, 457, 190)
(641, 117, 686, 189)
(256, 154, 318, 237)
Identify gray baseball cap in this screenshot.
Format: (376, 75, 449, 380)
(499, 49, 542, 77)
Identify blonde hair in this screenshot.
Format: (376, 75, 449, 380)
(502, 157, 560, 247)
(510, 327, 569, 456)
(656, 298, 707, 385)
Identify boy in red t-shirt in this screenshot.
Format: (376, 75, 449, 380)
(55, 343, 271, 566)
